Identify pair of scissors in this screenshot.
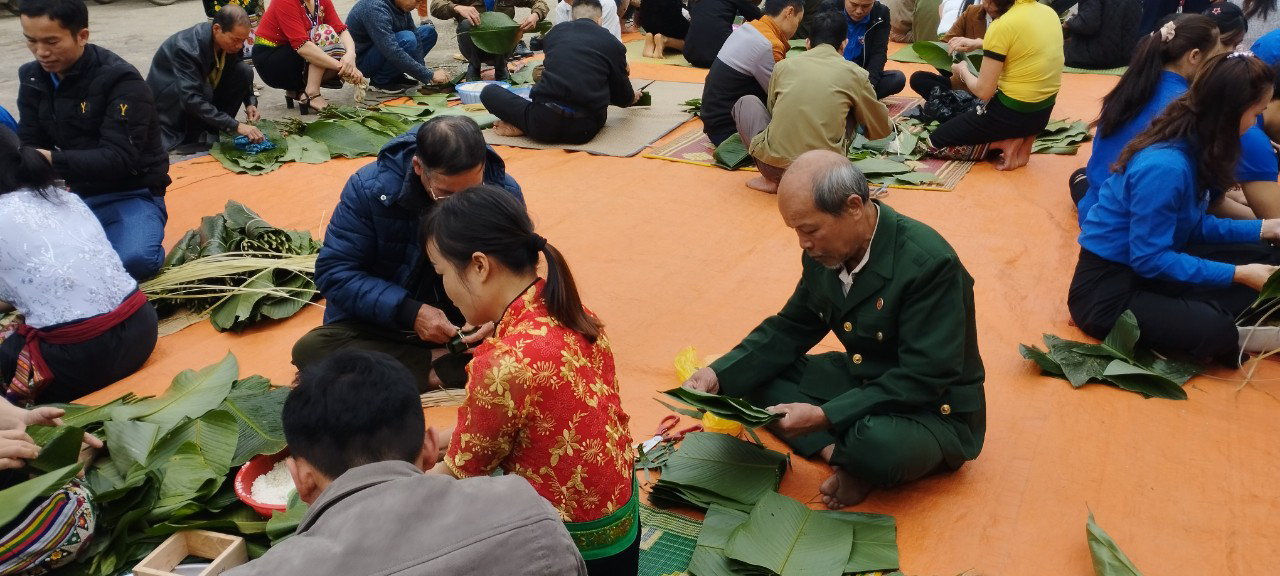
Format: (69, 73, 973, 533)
(640, 415, 702, 454)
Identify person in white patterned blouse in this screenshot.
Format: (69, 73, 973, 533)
(0, 125, 158, 406)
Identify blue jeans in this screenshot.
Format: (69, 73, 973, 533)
(357, 26, 439, 85)
(82, 190, 168, 280)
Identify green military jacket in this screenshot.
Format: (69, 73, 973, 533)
(709, 202, 986, 462)
(431, 0, 550, 23)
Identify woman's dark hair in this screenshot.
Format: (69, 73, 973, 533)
(425, 186, 603, 342)
(0, 125, 58, 197)
(1095, 14, 1218, 137)
(286, 350, 427, 480)
(1117, 53, 1276, 195)
(989, 0, 1016, 17)
(1244, 0, 1276, 19)
(414, 116, 488, 175)
(1205, 2, 1247, 48)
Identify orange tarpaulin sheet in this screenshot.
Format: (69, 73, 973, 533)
(75, 53, 1280, 574)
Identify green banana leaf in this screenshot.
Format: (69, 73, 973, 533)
(1018, 311, 1198, 399)
(266, 492, 309, 545)
(1087, 512, 1143, 576)
(103, 420, 161, 475)
(726, 491, 853, 576)
(0, 462, 84, 526)
(112, 353, 239, 433)
(210, 119, 289, 175)
(28, 425, 85, 473)
(688, 505, 750, 576)
(817, 509, 899, 573)
(220, 376, 290, 467)
(146, 410, 239, 472)
(535, 19, 553, 35)
(508, 62, 537, 85)
(713, 133, 752, 170)
(469, 11, 523, 55)
(660, 387, 781, 428)
(1253, 266, 1280, 304)
(911, 41, 954, 72)
(852, 157, 915, 176)
(144, 506, 268, 538)
(635, 91, 653, 107)
(278, 135, 331, 164)
(649, 432, 787, 512)
(305, 118, 396, 158)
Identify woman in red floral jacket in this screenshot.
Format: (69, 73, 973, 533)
(424, 185, 638, 576)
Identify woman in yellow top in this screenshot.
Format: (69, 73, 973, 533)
(424, 186, 638, 575)
(927, 0, 1063, 170)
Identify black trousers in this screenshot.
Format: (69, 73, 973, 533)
(0, 302, 158, 404)
(457, 20, 511, 80)
(872, 70, 907, 100)
(910, 70, 953, 99)
(480, 85, 606, 145)
(252, 44, 308, 92)
(1068, 246, 1280, 361)
(175, 61, 255, 148)
(583, 523, 640, 576)
(291, 320, 470, 392)
(929, 95, 1053, 147)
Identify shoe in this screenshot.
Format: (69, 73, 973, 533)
(297, 92, 326, 115)
(513, 40, 534, 58)
(320, 77, 343, 89)
(530, 36, 544, 51)
(369, 79, 416, 94)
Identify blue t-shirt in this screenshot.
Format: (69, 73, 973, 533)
(1238, 119, 1279, 183)
(843, 11, 871, 62)
(1079, 140, 1262, 287)
(1078, 70, 1187, 226)
(1252, 28, 1280, 68)
(0, 105, 15, 134)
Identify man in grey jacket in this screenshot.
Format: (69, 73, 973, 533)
(224, 350, 588, 576)
(146, 6, 261, 152)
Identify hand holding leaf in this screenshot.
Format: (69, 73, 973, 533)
(767, 402, 829, 437)
(0, 428, 39, 470)
(681, 367, 720, 394)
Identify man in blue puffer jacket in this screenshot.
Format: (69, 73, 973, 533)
(292, 116, 522, 390)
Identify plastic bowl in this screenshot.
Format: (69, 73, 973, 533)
(509, 85, 532, 100)
(456, 80, 510, 105)
(234, 451, 290, 518)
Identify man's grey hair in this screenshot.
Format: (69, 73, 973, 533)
(812, 162, 869, 215)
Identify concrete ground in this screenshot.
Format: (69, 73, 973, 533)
(0, 0, 534, 122)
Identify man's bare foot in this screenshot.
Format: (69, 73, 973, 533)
(746, 176, 779, 193)
(492, 120, 525, 137)
(819, 467, 873, 509)
(654, 33, 667, 55)
(643, 33, 657, 58)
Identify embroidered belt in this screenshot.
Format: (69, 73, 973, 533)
(253, 36, 280, 48)
(564, 474, 639, 561)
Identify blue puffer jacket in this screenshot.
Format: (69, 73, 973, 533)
(315, 125, 523, 330)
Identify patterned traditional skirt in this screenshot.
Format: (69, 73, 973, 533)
(564, 474, 639, 561)
(0, 479, 96, 576)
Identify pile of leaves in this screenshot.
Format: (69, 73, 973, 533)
(10, 354, 295, 576)
(1019, 311, 1200, 399)
(143, 201, 321, 333)
(688, 492, 899, 576)
(305, 105, 422, 158)
(209, 120, 332, 175)
(846, 121, 945, 187)
(682, 98, 702, 116)
(1034, 119, 1092, 155)
(648, 432, 788, 512)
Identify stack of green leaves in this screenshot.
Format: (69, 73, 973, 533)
(1033, 119, 1092, 155)
(713, 133, 752, 170)
(659, 387, 781, 429)
(209, 120, 332, 175)
(846, 127, 941, 187)
(648, 431, 788, 512)
(19, 354, 291, 576)
(146, 201, 321, 333)
(688, 493, 899, 576)
(306, 105, 419, 158)
(1019, 311, 1200, 399)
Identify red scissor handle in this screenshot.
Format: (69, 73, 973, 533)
(653, 415, 681, 436)
(664, 424, 703, 442)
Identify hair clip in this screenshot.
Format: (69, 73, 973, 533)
(1157, 21, 1176, 43)
(1228, 50, 1256, 59)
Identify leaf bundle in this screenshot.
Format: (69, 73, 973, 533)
(846, 125, 941, 187)
(713, 133, 753, 170)
(209, 120, 289, 175)
(1033, 120, 1092, 155)
(1019, 310, 1199, 399)
(19, 353, 293, 575)
(649, 432, 787, 512)
(660, 387, 780, 429)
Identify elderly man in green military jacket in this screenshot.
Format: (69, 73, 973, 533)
(682, 150, 986, 509)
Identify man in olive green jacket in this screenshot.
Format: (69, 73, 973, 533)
(431, 0, 550, 80)
(682, 150, 985, 509)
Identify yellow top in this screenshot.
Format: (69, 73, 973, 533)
(982, 0, 1063, 104)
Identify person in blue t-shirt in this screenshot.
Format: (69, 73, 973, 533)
(1069, 53, 1280, 362)
(1252, 28, 1280, 66)
(1068, 14, 1221, 223)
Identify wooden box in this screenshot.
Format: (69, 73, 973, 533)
(132, 530, 248, 576)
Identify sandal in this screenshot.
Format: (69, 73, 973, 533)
(297, 92, 327, 115)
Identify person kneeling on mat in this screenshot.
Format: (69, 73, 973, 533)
(482, 0, 641, 144)
(681, 151, 986, 509)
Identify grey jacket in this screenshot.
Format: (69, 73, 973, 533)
(223, 461, 588, 576)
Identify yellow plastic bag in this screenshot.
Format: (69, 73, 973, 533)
(674, 346, 744, 436)
(674, 345, 700, 382)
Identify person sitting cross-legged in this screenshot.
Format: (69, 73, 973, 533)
(346, 0, 449, 94)
(147, 6, 263, 153)
(841, 0, 906, 99)
(733, 9, 892, 193)
(481, 0, 640, 144)
(701, 0, 805, 145)
(291, 116, 523, 392)
(222, 349, 588, 576)
(681, 150, 986, 509)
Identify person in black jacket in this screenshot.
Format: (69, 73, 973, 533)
(147, 7, 262, 153)
(1052, 0, 1141, 70)
(842, 0, 904, 99)
(481, 0, 641, 144)
(683, 0, 763, 67)
(17, 0, 170, 281)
